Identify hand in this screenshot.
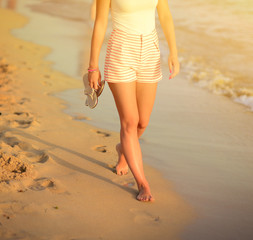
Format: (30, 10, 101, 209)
(168, 54, 180, 80)
(88, 70, 101, 90)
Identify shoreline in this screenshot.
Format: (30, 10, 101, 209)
(0, 7, 196, 240)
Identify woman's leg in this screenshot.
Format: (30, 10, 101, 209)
(115, 81, 158, 176)
(108, 81, 158, 201)
(136, 81, 158, 136)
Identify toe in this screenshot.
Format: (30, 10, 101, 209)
(137, 194, 143, 201)
(144, 196, 149, 202)
(149, 195, 155, 202)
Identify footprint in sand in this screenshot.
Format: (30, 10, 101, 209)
(91, 129, 111, 137)
(129, 208, 160, 224)
(92, 145, 107, 153)
(28, 177, 55, 191)
(28, 177, 65, 193)
(111, 174, 135, 187)
(117, 179, 135, 187)
(11, 111, 38, 129)
(1, 135, 50, 164)
(13, 111, 29, 117)
(18, 97, 30, 105)
(2, 135, 18, 147)
(24, 151, 49, 164)
(42, 80, 52, 86)
(73, 114, 91, 121)
(97, 130, 110, 137)
(14, 119, 33, 128)
(44, 74, 51, 79)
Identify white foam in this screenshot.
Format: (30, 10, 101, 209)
(233, 95, 253, 112)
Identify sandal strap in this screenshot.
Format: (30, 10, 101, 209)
(84, 88, 95, 99)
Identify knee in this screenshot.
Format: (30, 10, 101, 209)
(137, 120, 149, 131)
(121, 118, 139, 134)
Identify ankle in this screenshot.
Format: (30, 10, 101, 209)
(137, 180, 150, 190)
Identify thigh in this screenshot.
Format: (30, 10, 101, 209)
(107, 82, 139, 123)
(136, 82, 158, 125)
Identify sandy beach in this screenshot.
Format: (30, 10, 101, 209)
(1, 0, 253, 239)
(0, 8, 196, 240)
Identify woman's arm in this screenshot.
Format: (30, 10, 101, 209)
(157, 0, 180, 79)
(89, 0, 111, 89)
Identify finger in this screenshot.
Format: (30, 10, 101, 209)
(93, 81, 98, 90)
(168, 59, 173, 74)
(169, 66, 174, 79)
(170, 64, 179, 79)
(174, 63, 180, 76)
(170, 69, 179, 79)
(169, 71, 176, 80)
(98, 74, 101, 86)
(168, 64, 173, 80)
(170, 68, 177, 79)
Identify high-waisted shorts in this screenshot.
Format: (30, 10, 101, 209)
(104, 27, 163, 83)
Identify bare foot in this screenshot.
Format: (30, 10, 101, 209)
(136, 182, 155, 202)
(115, 143, 128, 175)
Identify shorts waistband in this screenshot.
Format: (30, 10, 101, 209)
(112, 27, 156, 37)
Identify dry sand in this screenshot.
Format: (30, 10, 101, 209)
(0, 8, 196, 240)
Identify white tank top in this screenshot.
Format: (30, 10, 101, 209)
(110, 0, 158, 34)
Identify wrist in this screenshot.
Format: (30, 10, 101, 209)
(88, 62, 98, 68)
(88, 65, 99, 73)
(88, 65, 98, 69)
(169, 53, 178, 59)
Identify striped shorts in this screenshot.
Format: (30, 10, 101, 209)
(104, 27, 163, 83)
